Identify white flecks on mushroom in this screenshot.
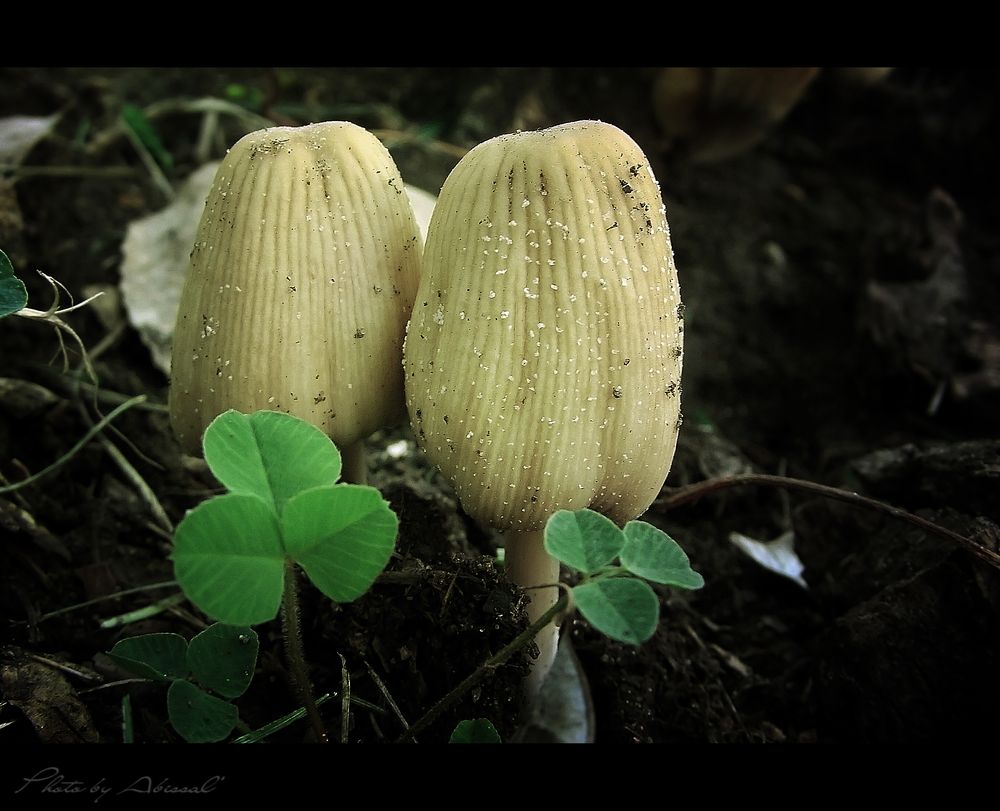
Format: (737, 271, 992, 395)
(404, 121, 682, 532)
(403, 120, 683, 700)
(170, 122, 422, 471)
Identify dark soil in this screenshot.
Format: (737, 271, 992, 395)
(1, 67, 998, 745)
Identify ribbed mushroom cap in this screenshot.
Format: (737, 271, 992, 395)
(404, 120, 683, 532)
(170, 122, 421, 454)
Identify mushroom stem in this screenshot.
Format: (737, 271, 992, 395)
(339, 441, 368, 485)
(503, 528, 561, 704)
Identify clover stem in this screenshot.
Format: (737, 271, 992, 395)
(397, 592, 569, 743)
(504, 528, 562, 706)
(281, 560, 328, 743)
(340, 441, 368, 485)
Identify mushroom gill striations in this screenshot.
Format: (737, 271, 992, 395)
(405, 121, 682, 531)
(170, 122, 422, 481)
(403, 120, 683, 695)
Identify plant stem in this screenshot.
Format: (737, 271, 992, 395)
(36, 580, 178, 622)
(656, 473, 1000, 569)
(339, 441, 368, 485)
(98, 593, 187, 629)
(27, 366, 169, 412)
(396, 593, 569, 743)
(338, 653, 350, 745)
(0, 164, 139, 178)
(281, 561, 328, 743)
(74, 396, 172, 534)
(232, 693, 336, 744)
(0, 395, 146, 494)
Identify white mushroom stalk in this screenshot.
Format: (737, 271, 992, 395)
(404, 120, 683, 699)
(170, 122, 422, 482)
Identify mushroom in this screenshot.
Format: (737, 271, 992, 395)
(403, 120, 683, 697)
(170, 122, 422, 482)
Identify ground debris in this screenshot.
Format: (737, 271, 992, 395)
(0, 496, 69, 560)
(0, 378, 60, 419)
(952, 319, 1000, 402)
(814, 553, 1000, 742)
(0, 645, 100, 743)
(0, 180, 27, 269)
(861, 189, 975, 393)
(852, 438, 1000, 522)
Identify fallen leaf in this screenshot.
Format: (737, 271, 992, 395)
(0, 115, 58, 165)
(513, 635, 594, 743)
(0, 646, 99, 743)
(119, 162, 219, 374)
(729, 529, 808, 589)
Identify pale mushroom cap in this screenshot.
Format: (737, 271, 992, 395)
(170, 122, 422, 454)
(404, 120, 683, 532)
